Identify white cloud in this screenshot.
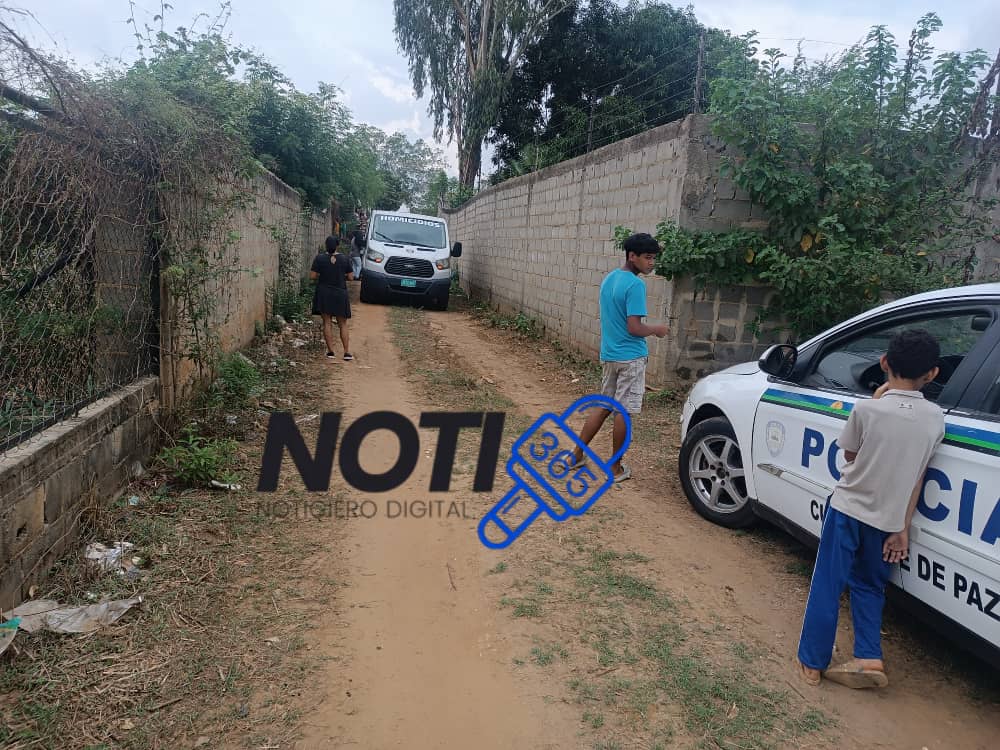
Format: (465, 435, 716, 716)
(369, 72, 415, 104)
(380, 111, 423, 135)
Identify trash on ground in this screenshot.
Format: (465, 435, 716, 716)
(225, 414, 238, 426)
(127, 495, 141, 507)
(5, 596, 143, 634)
(296, 413, 319, 424)
(210, 480, 242, 491)
(0, 618, 19, 656)
(291, 338, 307, 348)
(85, 542, 136, 573)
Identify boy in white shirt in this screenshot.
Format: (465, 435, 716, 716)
(797, 330, 945, 688)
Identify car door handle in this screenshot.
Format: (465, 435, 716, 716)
(757, 463, 834, 497)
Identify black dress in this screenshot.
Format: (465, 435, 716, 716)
(311, 252, 352, 318)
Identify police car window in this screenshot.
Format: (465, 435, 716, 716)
(802, 312, 992, 401)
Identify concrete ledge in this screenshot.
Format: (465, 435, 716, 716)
(0, 376, 160, 612)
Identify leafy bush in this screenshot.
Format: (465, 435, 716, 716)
(158, 427, 236, 485)
(616, 15, 996, 338)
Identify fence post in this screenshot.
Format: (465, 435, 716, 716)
(693, 33, 706, 114)
(586, 92, 596, 153)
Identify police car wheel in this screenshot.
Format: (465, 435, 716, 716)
(679, 417, 756, 528)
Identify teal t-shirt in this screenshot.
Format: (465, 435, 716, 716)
(599, 268, 648, 361)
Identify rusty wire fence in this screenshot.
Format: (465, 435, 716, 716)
(0, 22, 160, 455)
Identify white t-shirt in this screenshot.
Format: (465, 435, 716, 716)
(830, 390, 945, 533)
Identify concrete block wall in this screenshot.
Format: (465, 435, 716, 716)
(446, 114, 774, 384)
(0, 378, 159, 612)
(160, 171, 327, 408)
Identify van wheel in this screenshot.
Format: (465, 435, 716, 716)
(678, 417, 756, 528)
(360, 278, 377, 304)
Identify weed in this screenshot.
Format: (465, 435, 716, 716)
(500, 595, 542, 618)
(582, 711, 605, 729)
(158, 426, 236, 485)
(488, 561, 508, 574)
(531, 642, 568, 666)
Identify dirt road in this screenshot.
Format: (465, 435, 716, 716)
(289, 292, 999, 750)
(296, 301, 579, 749)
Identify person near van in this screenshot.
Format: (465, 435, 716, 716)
(311, 236, 355, 361)
(797, 329, 945, 688)
(568, 232, 669, 482)
(349, 230, 364, 279)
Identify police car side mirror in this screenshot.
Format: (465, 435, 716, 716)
(759, 344, 797, 379)
(451, 242, 462, 258)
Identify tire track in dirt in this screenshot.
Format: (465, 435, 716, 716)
(294, 300, 579, 749)
(427, 308, 1000, 750)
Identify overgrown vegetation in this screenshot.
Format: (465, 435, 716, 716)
(617, 15, 1000, 337)
(489, 0, 743, 180)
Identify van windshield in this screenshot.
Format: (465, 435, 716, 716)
(372, 215, 446, 248)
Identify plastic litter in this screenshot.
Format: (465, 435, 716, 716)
(210, 480, 242, 491)
(85, 542, 135, 573)
(291, 338, 307, 348)
(5, 596, 143, 634)
(0, 618, 19, 656)
(296, 413, 319, 424)
(127, 495, 141, 507)
(225, 414, 238, 426)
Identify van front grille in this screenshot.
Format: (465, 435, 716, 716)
(385, 256, 434, 278)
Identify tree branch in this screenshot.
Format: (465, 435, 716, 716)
(452, 0, 476, 72)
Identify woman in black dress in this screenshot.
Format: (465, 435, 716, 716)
(311, 236, 355, 360)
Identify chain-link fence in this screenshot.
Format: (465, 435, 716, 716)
(0, 23, 160, 454)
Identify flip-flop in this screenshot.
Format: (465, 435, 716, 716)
(796, 660, 821, 687)
(822, 660, 888, 689)
(613, 465, 631, 483)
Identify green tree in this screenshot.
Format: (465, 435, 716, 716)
(359, 127, 448, 211)
(393, 0, 574, 188)
(489, 0, 742, 179)
(641, 15, 1000, 337)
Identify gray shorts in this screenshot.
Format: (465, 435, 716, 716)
(600, 357, 647, 415)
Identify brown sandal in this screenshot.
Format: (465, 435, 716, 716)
(822, 660, 888, 689)
(797, 660, 821, 687)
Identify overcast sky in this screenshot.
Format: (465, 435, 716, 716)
(19, 1, 1000, 176)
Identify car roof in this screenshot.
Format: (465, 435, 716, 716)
(798, 282, 1000, 348)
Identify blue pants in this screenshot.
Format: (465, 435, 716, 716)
(797, 503, 892, 670)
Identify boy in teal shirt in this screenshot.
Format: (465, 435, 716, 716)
(570, 233, 669, 481)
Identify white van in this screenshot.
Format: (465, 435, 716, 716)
(679, 283, 1000, 666)
(360, 210, 462, 311)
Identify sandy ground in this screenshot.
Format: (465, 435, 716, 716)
(284, 290, 999, 750)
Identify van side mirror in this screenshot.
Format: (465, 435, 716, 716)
(759, 344, 797, 379)
(451, 242, 462, 258)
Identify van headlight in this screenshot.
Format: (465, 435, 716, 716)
(435, 257, 450, 271)
(367, 249, 384, 263)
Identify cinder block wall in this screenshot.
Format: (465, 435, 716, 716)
(446, 114, 784, 384)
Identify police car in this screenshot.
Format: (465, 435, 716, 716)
(679, 283, 1000, 665)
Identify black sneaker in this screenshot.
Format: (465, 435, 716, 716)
(326, 351, 336, 359)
